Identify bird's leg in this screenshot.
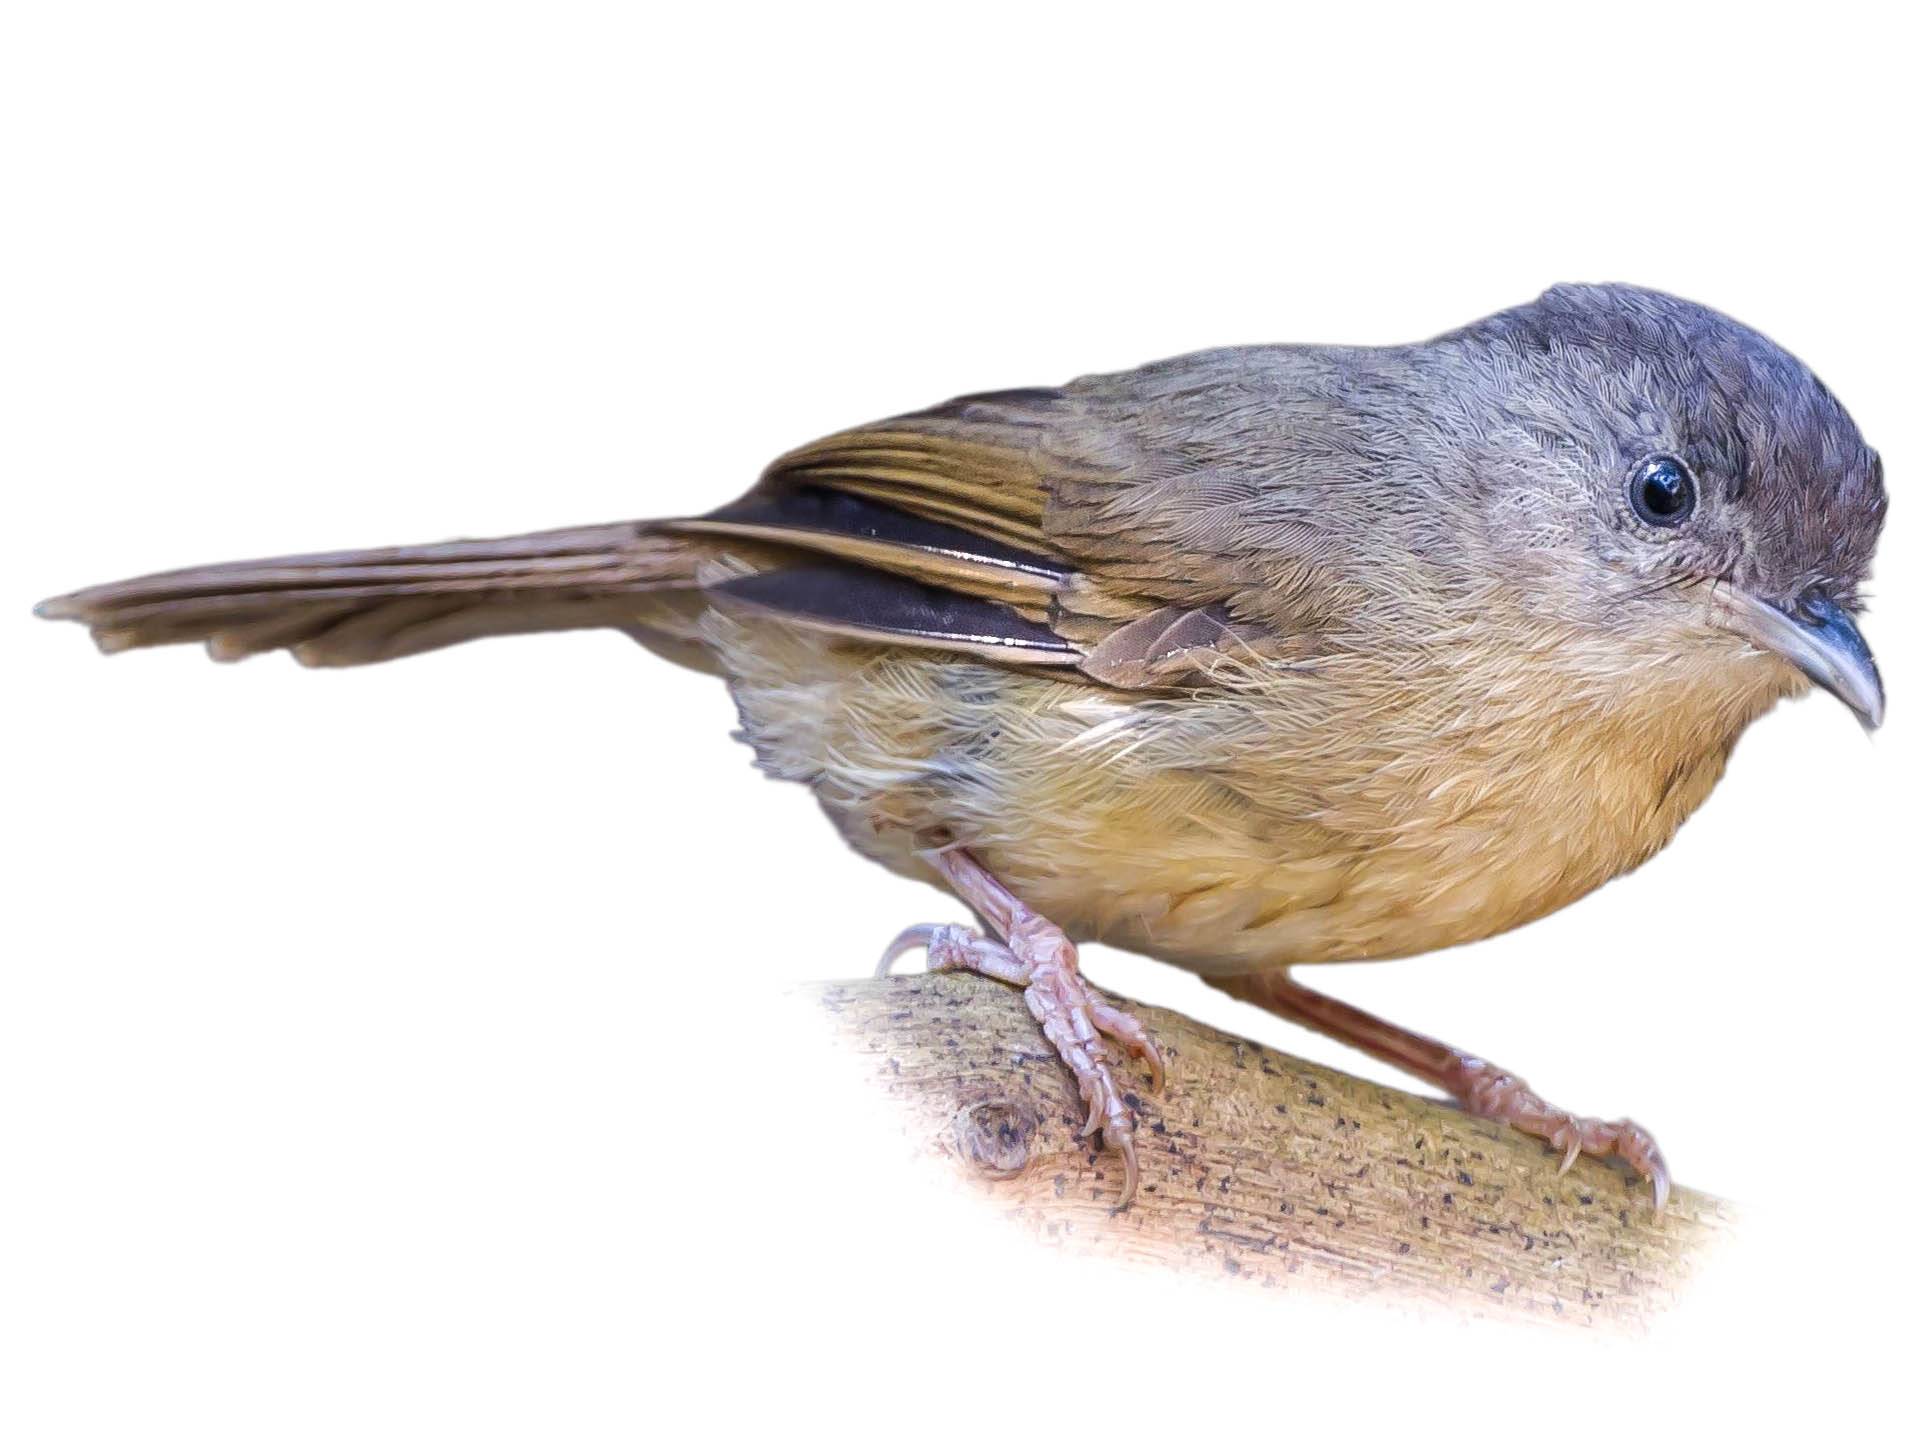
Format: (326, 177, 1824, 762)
(1215, 970, 1669, 1210)
(876, 847, 1163, 1208)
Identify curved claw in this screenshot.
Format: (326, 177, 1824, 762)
(1622, 1127, 1671, 1214)
(1112, 1138, 1140, 1211)
(1083, 995, 1166, 1095)
(1079, 1091, 1104, 1139)
(1557, 1133, 1583, 1176)
(1117, 1032, 1165, 1096)
(874, 924, 939, 978)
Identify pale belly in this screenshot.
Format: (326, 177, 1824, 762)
(705, 612, 1753, 977)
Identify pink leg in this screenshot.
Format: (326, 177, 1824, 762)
(876, 849, 1163, 1208)
(1215, 970, 1670, 1211)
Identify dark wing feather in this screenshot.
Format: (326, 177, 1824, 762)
(710, 563, 1081, 667)
(664, 485, 1068, 603)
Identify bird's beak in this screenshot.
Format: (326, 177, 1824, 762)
(1718, 587, 1885, 729)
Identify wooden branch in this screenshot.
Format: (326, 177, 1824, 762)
(803, 973, 1738, 1330)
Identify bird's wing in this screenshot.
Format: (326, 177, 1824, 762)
(668, 368, 1367, 688)
(43, 357, 1380, 677)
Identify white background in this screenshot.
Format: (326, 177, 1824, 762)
(4, 4, 1925, 1443)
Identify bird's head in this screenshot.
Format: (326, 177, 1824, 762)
(1449, 283, 1886, 728)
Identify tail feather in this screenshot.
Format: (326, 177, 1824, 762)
(37, 521, 710, 666)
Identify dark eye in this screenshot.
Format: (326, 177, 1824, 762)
(1629, 455, 1696, 526)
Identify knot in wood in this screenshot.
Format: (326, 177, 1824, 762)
(950, 1098, 1037, 1178)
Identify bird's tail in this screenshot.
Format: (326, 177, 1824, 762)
(35, 520, 716, 667)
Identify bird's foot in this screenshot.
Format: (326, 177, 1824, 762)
(878, 903, 1162, 1208)
(1209, 971, 1669, 1214)
(1447, 1058, 1670, 1211)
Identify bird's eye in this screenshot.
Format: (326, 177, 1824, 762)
(1628, 455, 1696, 527)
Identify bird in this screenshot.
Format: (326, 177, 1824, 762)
(37, 283, 1886, 1212)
